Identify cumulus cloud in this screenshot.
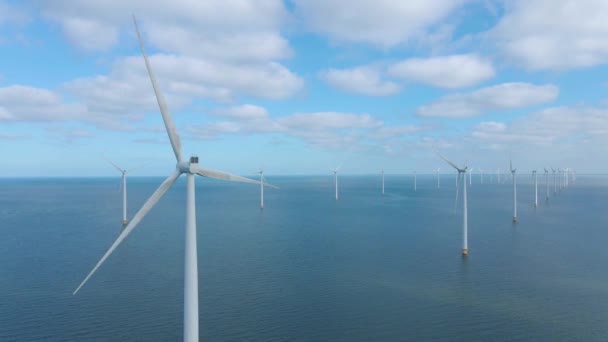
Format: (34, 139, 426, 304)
(0, 85, 86, 121)
(320, 66, 401, 96)
(489, 0, 608, 70)
(470, 106, 608, 147)
(417, 83, 559, 117)
(61, 53, 303, 128)
(189, 106, 426, 150)
(39, 0, 290, 58)
(294, 0, 466, 47)
(388, 54, 495, 88)
(210, 104, 270, 120)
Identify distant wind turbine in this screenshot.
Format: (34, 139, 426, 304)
(436, 151, 469, 256)
(104, 158, 143, 225)
(73, 16, 277, 342)
(469, 168, 473, 186)
(331, 163, 342, 200)
(479, 168, 484, 184)
(413, 171, 417, 191)
(511, 160, 517, 223)
(256, 167, 273, 210)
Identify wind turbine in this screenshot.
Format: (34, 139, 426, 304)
(469, 168, 473, 186)
(544, 168, 549, 201)
(73, 16, 277, 342)
(479, 168, 484, 184)
(381, 169, 385, 195)
(105, 158, 142, 225)
(413, 171, 417, 191)
(436, 151, 469, 256)
(532, 170, 538, 207)
(331, 163, 342, 200)
(257, 167, 268, 210)
(511, 160, 517, 223)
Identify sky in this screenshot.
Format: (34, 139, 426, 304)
(1, 0, 607, 177)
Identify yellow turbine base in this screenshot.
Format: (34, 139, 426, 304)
(462, 249, 468, 256)
(513, 217, 518, 223)
(122, 219, 127, 225)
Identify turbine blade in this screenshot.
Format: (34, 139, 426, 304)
(104, 157, 123, 172)
(195, 167, 279, 189)
(434, 150, 460, 171)
(133, 15, 183, 163)
(73, 170, 181, 295)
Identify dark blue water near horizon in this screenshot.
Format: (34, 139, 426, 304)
(1, 175, 608, 341)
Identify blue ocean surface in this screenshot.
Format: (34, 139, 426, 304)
(1, 175, 608, 341)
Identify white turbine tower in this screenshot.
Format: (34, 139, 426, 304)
(413, 171, 417, 191)
(257, 167, 266, 210)
(532, 170, 538, 207)
(436, 151, 469, 256)
(381, 169, 385, 195)
(469, 168, 473, 186)
(73, 16, 277, 342)
(331, 163, 342, 200)
(544, 168, 549, 201)
(511, 160, 517, 223)
(479, 168, 484, 184)
(105, 158, 141, 225)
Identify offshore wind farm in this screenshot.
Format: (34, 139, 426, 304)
(2, 1, 608, 341)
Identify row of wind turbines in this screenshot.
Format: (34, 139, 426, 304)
(75, 16, 578, 342)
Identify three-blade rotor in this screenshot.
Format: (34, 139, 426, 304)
(74, 15, 277, 296)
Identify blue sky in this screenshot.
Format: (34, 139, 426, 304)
(1, 0, 607, 176)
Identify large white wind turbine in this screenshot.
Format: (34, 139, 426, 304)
(532, 170, 538, 207)
(331, 163, 342, 200)
(436, 151, 469, 256)
(73, 16, 277, 342)
(511, 160, 517, 223)
(105, 158, 142, 225)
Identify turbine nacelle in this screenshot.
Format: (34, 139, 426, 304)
(177, 157, 199, 174)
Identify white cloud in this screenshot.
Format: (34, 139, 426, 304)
(294, 0, 466, 47)
(489, 0, 608, 70)
(417, 83, 559, 117)
(39, 0, 290, 58)
(471, 106, 608, 147)
(64, 53, 303, 121)
(320, 66, 401, 96)
(278, 112, 383, 130)
(210, 104, 270, 120)
(0, 85, 86, 121)
(388, 54, 495, 88)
